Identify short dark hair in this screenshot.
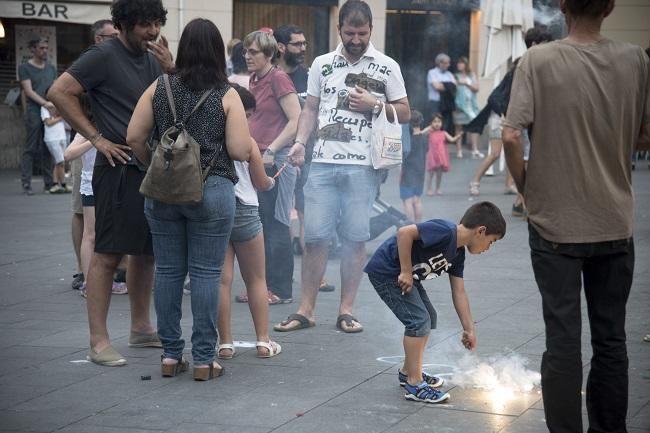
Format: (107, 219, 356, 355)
(460, 201, 506, 238)
(231, 42, 247, 74)
(524, 27, 553, 48)
(409, 110, 423, 128)
(339, 0, 373, 28)
(230, 83, 256, 112)
(431, 113, 443, 122)
(91, 19, 113, 37)
(175, 18, 228, 91)
(111, 0, 167, 31)
(563, 0, 613, 18)
(28, 37, 48, 49)
(274, 24, 304, 46)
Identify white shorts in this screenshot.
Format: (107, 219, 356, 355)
(45, 139, 67, 164)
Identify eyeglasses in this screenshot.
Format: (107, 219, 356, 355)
(98, 33, 118, 39)
(245, 48, 263, 56)
(287, 41, 307, 48)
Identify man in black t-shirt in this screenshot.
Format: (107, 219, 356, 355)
(274, 24, 308, 98)
(48, 0, 173, 367)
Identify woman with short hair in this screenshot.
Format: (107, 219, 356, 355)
(243, 30, 301, 304)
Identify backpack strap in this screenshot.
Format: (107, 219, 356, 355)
(201, 145, 222, 182)
(183, 88, 213, 125)
(162, 74, 178, 124)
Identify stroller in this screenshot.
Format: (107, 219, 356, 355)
(322, 198, 411, 259)
(369, 197, 412, 240)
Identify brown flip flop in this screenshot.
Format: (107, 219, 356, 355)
(273, 313, 315, 332)
(336, 314, 363, 333)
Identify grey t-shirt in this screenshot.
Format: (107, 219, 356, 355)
(67, 38, 162, 166)
(18, 62, 57, 116)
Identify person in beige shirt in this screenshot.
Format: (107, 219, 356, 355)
(502, 1, 650, 432)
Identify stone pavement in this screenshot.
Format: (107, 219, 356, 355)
(0, 158, 648, 433)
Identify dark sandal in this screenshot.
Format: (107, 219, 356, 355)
(193, 362, 225, 381)
(161, 357, 189, 377)
(273, 313, 315, 332)
(336, 314, 363, 333)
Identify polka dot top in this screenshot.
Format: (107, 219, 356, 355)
(152, 74, 237, 183)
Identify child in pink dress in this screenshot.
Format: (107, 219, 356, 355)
(425, 114, 461, 196)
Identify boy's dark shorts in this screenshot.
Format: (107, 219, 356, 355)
(399, 184, 423, 200)
(92, 164, 153, 256)
(368, 273, 437, 337)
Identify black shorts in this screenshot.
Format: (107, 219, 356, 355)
(92, 164, 153, 255)
(81, 194, 95, 207)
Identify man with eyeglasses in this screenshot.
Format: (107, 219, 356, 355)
(18, 37, 56, 195)
(274, 24, 308, 98)
(92, 19, 119, 44)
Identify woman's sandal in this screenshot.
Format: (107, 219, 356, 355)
(256, 340, 282, 358)
(193, 362, 225, 381)
(161, 356, 189, 377)
(217, 343, 235, 360)
(469, 181, 480, 196)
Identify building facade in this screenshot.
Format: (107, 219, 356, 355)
(0, 0, 648, 169)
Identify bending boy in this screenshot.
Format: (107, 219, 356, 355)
(365, 201, 506, 403)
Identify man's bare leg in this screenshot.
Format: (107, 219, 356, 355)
(87, 252, 121, 352)
(126, 254, 156, 335)
(275, 240, 328, 330)
(338, 239, 365, 331)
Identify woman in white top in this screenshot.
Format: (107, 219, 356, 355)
(216, 85, 282, 359)
(63, 94, 127, 296)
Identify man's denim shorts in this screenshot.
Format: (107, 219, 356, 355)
(229, 199, 262, 243)
(303, 163, 379, 243)
(368, 273, 437, 337)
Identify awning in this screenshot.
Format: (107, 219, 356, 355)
(0, 1, 111, 25)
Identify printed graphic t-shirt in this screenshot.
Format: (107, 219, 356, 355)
(307, 43, 407, 166)
(364, 219, 465, 280)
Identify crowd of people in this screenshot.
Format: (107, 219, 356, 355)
(16, 0, 649, 430)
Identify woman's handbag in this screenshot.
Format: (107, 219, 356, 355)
(139, 74, 218, 205)
(370, 103, 402, 169)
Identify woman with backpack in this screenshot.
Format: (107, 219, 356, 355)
(127, 18, 251, 381)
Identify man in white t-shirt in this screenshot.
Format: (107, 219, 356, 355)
(277, 0, 410, 334)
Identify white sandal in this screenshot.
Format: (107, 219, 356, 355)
(217, 343, 235, 360)
(469, 181, 480, 196)
(256, 340, 282, 358)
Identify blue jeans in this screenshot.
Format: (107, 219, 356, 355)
(145, 176, 235, 364)
(529, 225, 633, 433)
(368, 273, 437, 337)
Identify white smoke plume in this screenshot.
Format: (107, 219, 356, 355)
(451, 350, 541, 393)
(534, 3, 564, 27)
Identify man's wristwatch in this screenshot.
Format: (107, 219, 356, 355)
(372, 99, 384, 115)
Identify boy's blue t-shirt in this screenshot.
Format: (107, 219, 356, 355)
(364, 219, 465, 280)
